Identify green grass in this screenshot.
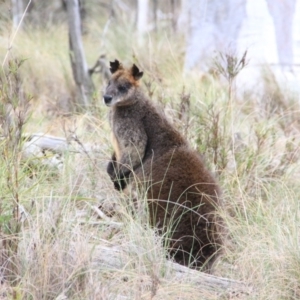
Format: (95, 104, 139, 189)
(0, 10, 300, 299)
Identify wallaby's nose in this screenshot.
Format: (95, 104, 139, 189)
(103, 95, 113, 105)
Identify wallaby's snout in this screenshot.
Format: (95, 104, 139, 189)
(103, 94, 113, 105)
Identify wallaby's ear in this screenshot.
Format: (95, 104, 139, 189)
(131, 64, 143, 80)
(110, 60, 123, 74)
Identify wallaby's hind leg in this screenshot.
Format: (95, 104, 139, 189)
(132, 148, 221, 270)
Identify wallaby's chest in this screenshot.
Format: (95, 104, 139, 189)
(109, 108, 136, 162)
(109, 108, 134, 137)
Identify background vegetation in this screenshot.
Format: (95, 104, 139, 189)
(0, 1, 300, 299)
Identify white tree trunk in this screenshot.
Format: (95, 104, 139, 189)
(184, 0, 246, 72)
(11, 0, 24, 28)
(183, 0, 300, 93)
(266, 0, 296, 70)
(66, 0, 93, 110)
(183, 0, 209, 72)
(235, 0, 300, 94)
(137, 0, 149, 35)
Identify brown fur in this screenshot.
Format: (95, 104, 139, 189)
(104, 60, 223, 270)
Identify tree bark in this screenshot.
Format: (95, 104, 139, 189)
(152, 0, 158, 32)
(137, 0, 149, 36)
(11, 0, 24, 28)
(170, 0, 177, 32)
(183, 0, 246, 73)
(266, 0, 297, 71)
(66, 0, 94, 111)
(91, 244, 252, 297)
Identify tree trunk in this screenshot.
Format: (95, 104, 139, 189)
(137, 0, 149, 36)
(66, 0, 93, 111)
(62, 0, 87, 33)
(170, 0, 177, 32)
(152, 0, 158, 32)
(183, 0, 246, 73)
(266, 0, 296, 71)
(11, 0, 24, 28)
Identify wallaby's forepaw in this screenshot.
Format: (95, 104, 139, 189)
(107, 160, 130, 191)
(112, 177, 127, 191)
(107, 160, 116, 178)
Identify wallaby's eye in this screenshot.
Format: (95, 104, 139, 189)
(118, 85, 127, 93)
(118, 82, 131, 93)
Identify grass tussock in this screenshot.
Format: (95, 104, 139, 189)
(0, 10, 300, 299)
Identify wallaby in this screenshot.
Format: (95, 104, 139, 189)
(104, 60, 223, 270)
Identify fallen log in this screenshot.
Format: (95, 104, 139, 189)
(91, 243, 252, 298)
(20, 133, 103, 168)
(23, 133, 102, 154)
(24, 133, 70, 153)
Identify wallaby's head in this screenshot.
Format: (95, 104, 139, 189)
(103, 60, 144, 107)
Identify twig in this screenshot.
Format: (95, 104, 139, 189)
(89, 54, 110, 80)
(2, 0, 32, 68)
(89, 204, 122, 227)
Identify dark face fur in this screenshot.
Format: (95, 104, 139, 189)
(103, 60, 143, 107)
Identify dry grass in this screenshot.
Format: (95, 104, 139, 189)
(1, 8, 300, 299)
